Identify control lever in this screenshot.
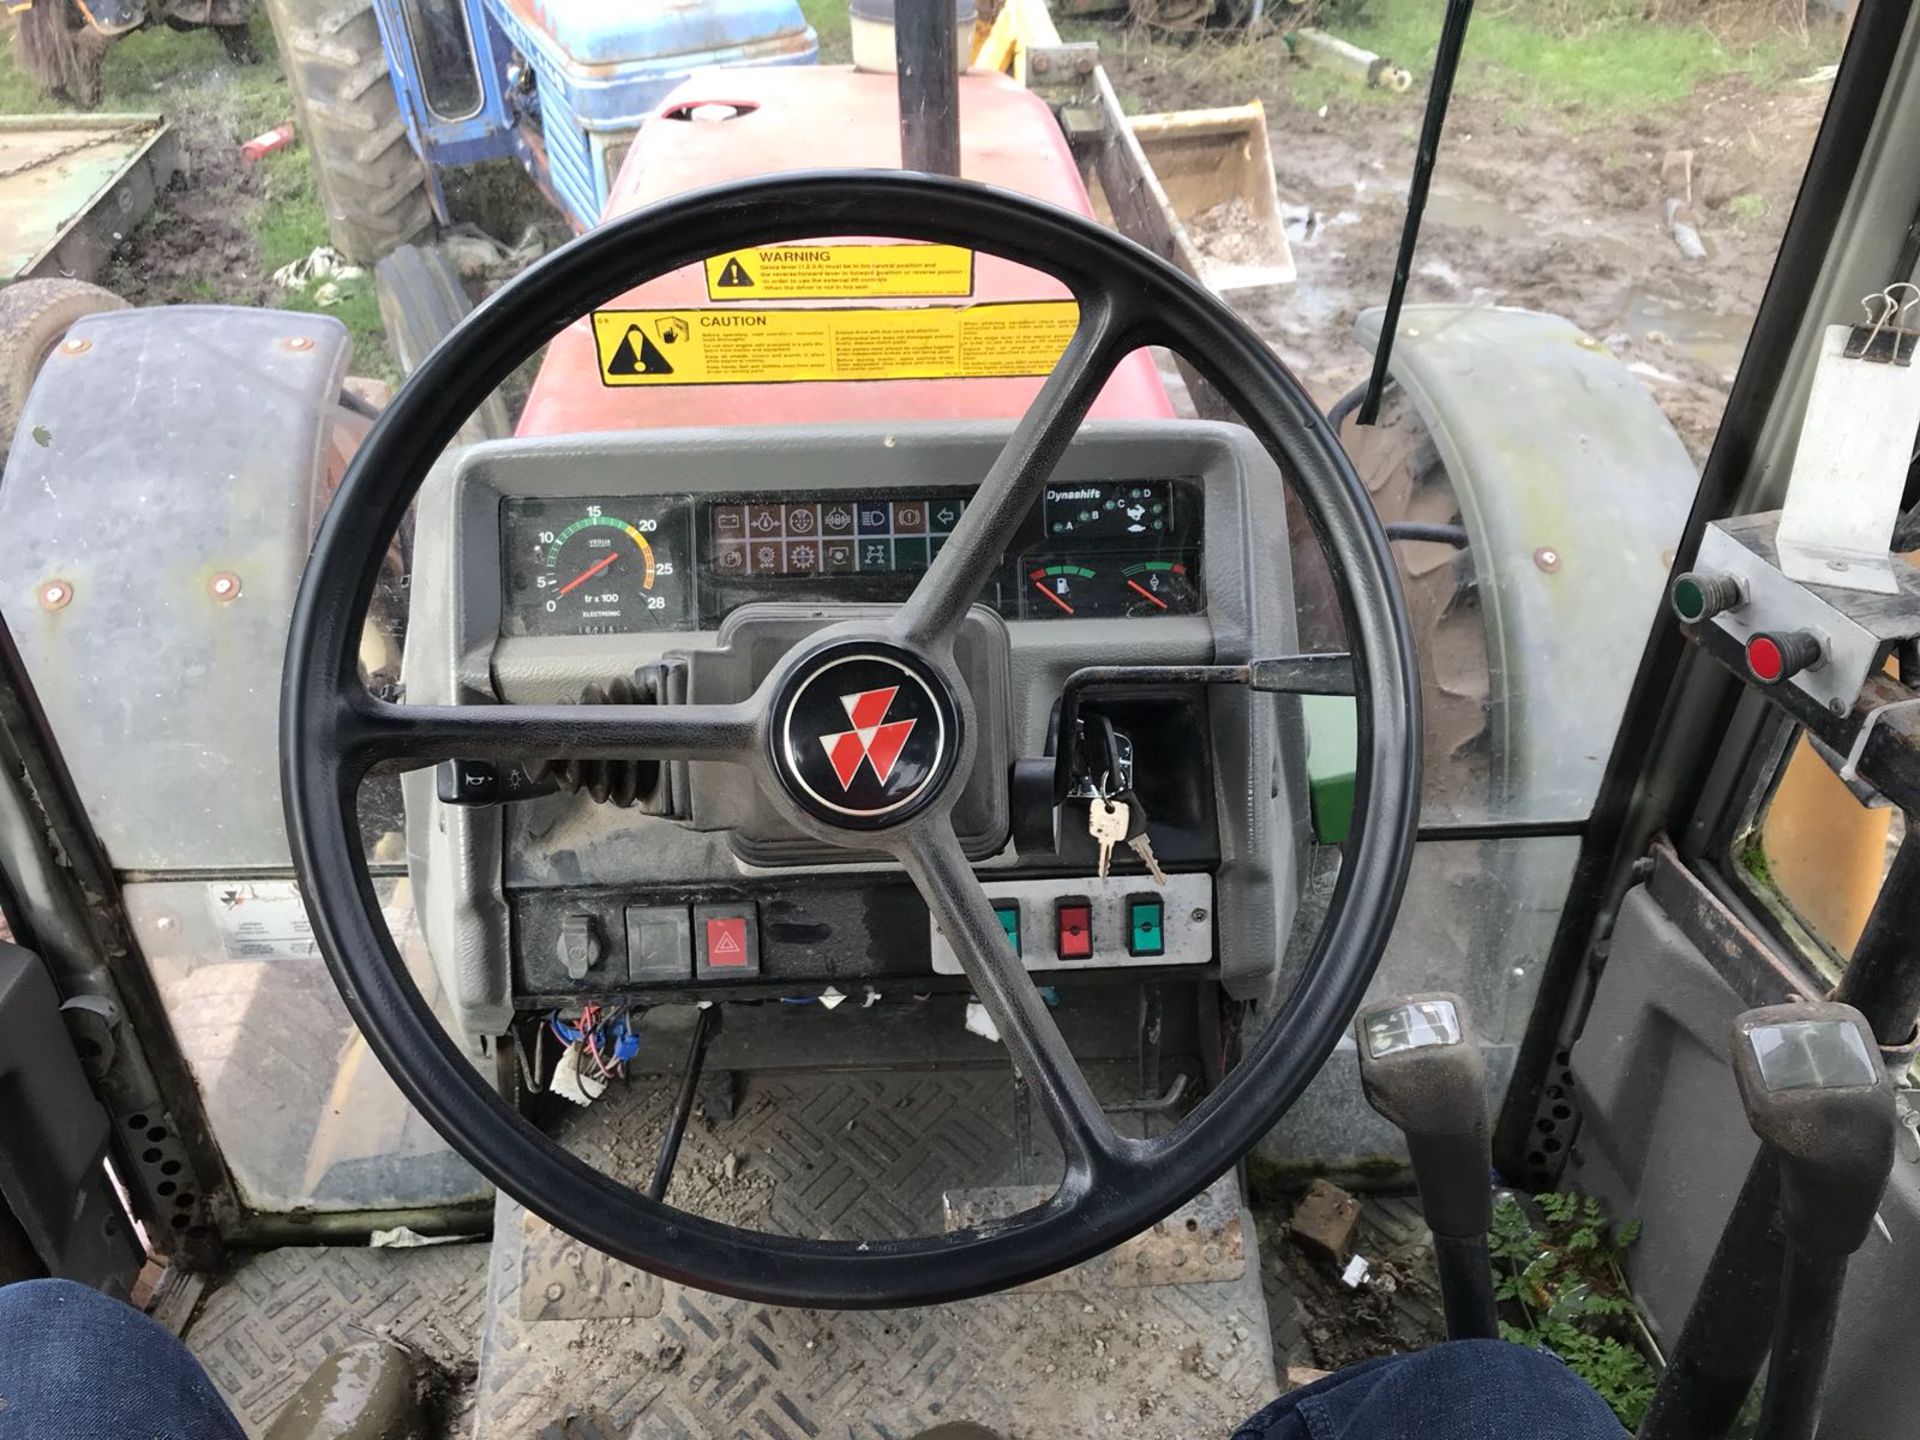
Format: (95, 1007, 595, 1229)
(1729, 1003, 1894, 1440)
(1354, 993, 1499, 1340)
(435, 758, 560, 806)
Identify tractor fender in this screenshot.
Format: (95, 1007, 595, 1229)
(0, 304, 351, 871)
(1355, 304, 1698, 820)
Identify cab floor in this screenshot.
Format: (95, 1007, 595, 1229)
(185, 1065, 1287, 1438)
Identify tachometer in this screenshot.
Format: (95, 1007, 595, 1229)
(501, 498, 691, 636)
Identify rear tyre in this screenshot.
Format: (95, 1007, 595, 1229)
(259, 0, 435, 264)
(1338, 385, 1492, 811)
(0, 278, 128, 472)
(374, 243, 513, 442)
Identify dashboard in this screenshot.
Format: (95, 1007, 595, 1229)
(404, 422, 1306, 1041)
(498, 477, 1205, 635)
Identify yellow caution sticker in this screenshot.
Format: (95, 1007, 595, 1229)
(703, 244, 976, 301)
(592, 303, 1079, 387)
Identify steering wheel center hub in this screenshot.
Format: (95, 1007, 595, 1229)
(769, 639, 963, 830)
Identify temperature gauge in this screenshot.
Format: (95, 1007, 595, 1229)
(1119, 559, 1199, 616)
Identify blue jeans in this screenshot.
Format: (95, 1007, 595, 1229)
(0, 1279, 245, 1439)
(0, 1280, 1624, 1439)
(1233, 1340, 1628, 1440)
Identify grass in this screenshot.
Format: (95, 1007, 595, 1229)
(252, 145, 394, 382)
(3, 12, 393, 379)
(798, 0, 854, 64)
(1314, 0, 1841, 116)
(1082, 0, 1843, 126)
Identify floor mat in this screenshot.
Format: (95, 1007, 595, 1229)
(182, 1242, 490, 1435)
(470, 1070, 1277, 1440)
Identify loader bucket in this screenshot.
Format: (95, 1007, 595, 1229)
(1081, 73, 1296, 300)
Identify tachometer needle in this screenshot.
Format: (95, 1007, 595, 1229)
(1032, 580, 1075, 616)
(558, 552, 618, 596)
(1127, 579, 1169, 611)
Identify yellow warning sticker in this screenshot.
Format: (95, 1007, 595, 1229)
(591, 303, 1079, 387)
(703, 245, 976, 301)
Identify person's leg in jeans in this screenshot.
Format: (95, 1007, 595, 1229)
(1233, 1339, 1629, 1440)
(0, 1278, 246, 1439)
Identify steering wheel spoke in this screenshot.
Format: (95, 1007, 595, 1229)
(894, 822, 1126, 1182)
(338, 695, 760, 776)
(896, 296, 1133, 649)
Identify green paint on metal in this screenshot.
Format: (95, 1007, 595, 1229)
(1304, 694, 1358, 844)
(0, 115, 171, 281)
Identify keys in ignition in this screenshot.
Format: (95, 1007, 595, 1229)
(1115, 788, 1169, 887)
(1088, 797, 1130, 879)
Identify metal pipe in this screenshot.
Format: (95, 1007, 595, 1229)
(1432, 1233, 1500, 1340)
(1754, 1251, 1849, 1440)
(1835, 817, 1920, 1048)
(647, 1005, 722, 1203)
(896, 0, 960, 177)
(1637, 1155, 1784, 1440)
(1357, 0, 1474, 426)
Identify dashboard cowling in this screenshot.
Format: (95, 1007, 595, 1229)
(680, 604, 1014, 863)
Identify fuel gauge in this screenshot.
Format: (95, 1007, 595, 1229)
(1027, 562, 1096, 618)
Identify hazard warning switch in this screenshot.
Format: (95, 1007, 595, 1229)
(695, 905, 760, 978)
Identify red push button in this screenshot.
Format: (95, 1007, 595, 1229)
(705, 916, 749, 968)
(1745, 629, 1822, 685)
(1056, 899, 1093, 961)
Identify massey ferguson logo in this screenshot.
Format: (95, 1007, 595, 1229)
(819, 687, 917, 791)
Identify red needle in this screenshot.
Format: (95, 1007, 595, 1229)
(1032, 579, 1075, 616)
(558, 552, 618, 596)
(1127, 578, 1169, 610)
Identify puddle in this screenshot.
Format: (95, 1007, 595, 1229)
(1283, 206, 1363, 248)
(1610, 290, 1752, 378)
(1422, 191, 1538, 243)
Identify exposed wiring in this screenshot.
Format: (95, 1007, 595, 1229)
(548, 1005, 640, 1080)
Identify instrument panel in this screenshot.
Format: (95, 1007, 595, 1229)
(499, 477, 1203, 637)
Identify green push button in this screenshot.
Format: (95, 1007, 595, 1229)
(1127, 897, 1164, 957)
(993, 900, 1022, 955)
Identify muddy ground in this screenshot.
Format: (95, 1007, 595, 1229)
(14, 13, 1831, 464)
(1130, 53, 1832, 461)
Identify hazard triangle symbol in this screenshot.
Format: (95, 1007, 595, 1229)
(716, 255, 756, 288)
(713, 929, 742, 955)
(607, 325, 675, 376)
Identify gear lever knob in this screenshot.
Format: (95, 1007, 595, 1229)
(1355, 993, 1498, 1339)
(1730, 1002, 1895, 1440)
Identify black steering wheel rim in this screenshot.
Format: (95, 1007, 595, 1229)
(280, 170, 1421, 1309)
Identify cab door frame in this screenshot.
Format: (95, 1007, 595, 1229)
(1494, 0, 1920, 1183)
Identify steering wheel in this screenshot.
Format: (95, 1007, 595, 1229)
(281, 171, 1421, 1309)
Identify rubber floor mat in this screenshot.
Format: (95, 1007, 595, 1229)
(182, 1242, 489, 1435)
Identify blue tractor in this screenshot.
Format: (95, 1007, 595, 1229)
(260, 0, 819, 263)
